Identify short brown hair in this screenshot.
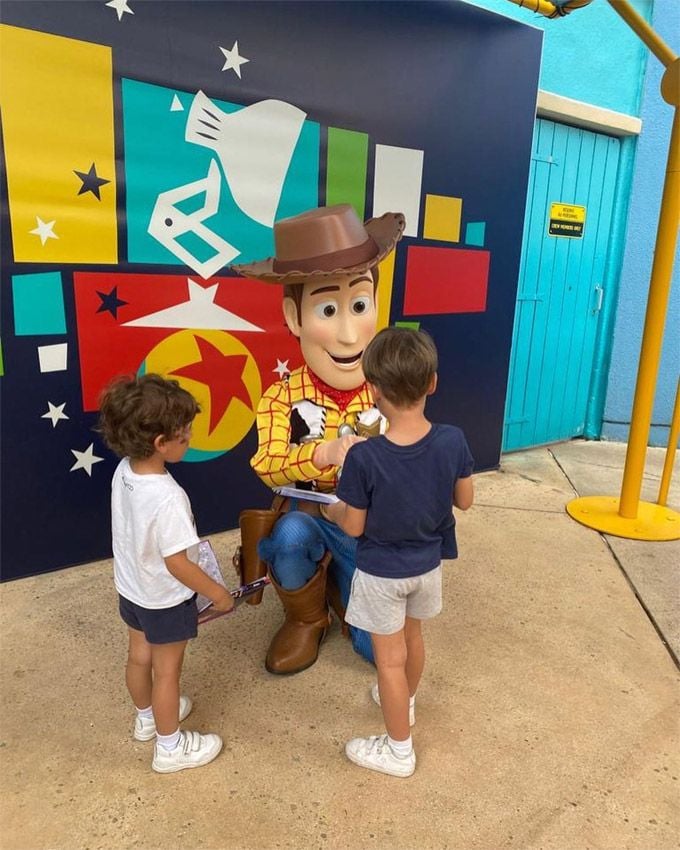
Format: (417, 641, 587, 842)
(362, 327, 438, 408)
(98, 374, 199, 459)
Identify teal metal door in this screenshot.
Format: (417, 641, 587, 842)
(503, 119, 620, 451)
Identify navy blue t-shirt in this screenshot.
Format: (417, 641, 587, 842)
(337, 423, 474, 578)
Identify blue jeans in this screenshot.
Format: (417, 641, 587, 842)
(258, 507, 374, 665)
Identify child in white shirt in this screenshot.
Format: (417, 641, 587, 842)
(99, 374, 233, 773)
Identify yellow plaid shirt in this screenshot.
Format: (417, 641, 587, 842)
(250, 365, 376, 492)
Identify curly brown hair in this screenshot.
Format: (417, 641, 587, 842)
(362, 326, 438, 408)
(98, 374, 200, 459)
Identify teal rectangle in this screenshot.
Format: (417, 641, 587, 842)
(465, 222, 486, 247)
(12, 272, 66, 335)
(123, 80, 320, 267)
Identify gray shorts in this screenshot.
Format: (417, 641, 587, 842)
(345, 565, 443, 635)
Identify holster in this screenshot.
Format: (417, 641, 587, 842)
(232, 492, 331, 607)
(232, 509, 283, 605)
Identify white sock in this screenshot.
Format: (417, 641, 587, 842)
(156, 729, 181, 751)
(136, 705, 154, 720)
(388, 734, 413, 758)
(409, 694, 416, 707)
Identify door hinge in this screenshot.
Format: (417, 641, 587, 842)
(531, 153, 558, 165)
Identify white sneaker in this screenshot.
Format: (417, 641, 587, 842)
(152, 730, 223, 773)
(371, 683, 415, 727)
(345, 734, 415, 778)
(133, 695, 193, 741)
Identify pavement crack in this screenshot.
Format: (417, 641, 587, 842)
(473, 502, 564, 515)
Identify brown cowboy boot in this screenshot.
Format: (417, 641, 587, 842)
(265, 554, 332, 675)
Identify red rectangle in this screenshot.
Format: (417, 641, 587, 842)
(404, 246, 489, 315)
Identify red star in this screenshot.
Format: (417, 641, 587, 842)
(170, 336, 251, 434)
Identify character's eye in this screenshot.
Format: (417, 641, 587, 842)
(351, 295, 372, 315)
(313, 300, 338, 320)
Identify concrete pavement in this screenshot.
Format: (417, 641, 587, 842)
(1, 440, 678, 850)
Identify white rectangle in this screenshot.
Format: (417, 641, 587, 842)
(37, 343, 67, 373)
(373, 145, 424, 238)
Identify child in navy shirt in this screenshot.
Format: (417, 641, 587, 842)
(323, 327, 473, 777)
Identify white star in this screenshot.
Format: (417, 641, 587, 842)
(105, 0, 134, 21)
(70, 443, 104, 477)
(273, 359, 290, 379)
(123, 278, 263, 332)
(42, 402, 69, 428)
(30, 217, 58, 246)
(219, 41, 250, 78)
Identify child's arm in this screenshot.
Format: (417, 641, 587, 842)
(321, 499, 367, 537)
(453, 476, 474, 511)
(165, 550, 234, 612)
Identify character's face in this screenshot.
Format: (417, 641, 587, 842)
(283, 271, 377, 390)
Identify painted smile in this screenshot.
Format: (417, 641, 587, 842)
(328, 351, 363, 367)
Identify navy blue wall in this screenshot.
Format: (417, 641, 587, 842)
(0, 1, 542, 578)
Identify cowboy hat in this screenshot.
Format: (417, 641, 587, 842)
(231, 204, 405, 284)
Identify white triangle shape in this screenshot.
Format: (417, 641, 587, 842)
(170, 94, 184, 112)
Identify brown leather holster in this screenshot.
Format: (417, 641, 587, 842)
(232, 494, 324, 606)
(232, 494, 349, 628)
(232, 509, 282, 605)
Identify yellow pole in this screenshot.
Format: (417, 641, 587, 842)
(617, 104, 680, 516)
(607, 0, 676, 67)
(503, 0, 597, 17)
(658, 378, 680, 507)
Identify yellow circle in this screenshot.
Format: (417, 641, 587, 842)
(143, 329, 261, 453)
(566, 496, 680, 541)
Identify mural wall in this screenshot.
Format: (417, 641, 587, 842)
(0, 0, 542, 578)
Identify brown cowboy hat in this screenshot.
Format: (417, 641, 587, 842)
(231, 204, 406, 284)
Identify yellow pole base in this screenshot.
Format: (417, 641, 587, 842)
(566, 496, 680, 540)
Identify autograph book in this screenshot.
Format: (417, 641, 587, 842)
(196, 540, 270, 625)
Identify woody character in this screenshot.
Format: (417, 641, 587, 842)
(232, 204, 405, 675)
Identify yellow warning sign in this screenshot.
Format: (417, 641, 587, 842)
(549, 203, 586, 238)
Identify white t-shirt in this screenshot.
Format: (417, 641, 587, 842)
(111, 457, 200, 609)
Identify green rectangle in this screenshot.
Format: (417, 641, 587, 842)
(326, 127, 369, 220)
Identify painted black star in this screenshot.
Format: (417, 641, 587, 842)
(74, 163, 110, 200)
(96, 287, 128, 319)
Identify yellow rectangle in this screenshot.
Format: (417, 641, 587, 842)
(0, 25, 117, 263)
(423, 194, 462, 243)
(376, 247, 396, 332)
(550, 203, 586, 223)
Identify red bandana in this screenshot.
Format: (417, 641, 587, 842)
(308, 369, 366, 411)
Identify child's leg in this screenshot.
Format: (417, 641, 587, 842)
(403, 616, 424, 698)
(150, 640, 187, 736)
(371, 630, 410, 742)
(125, 627, 152, 709)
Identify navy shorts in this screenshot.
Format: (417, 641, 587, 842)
(119, 594, 198, 644)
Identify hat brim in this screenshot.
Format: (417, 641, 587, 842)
(230, 211, 406, 284)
